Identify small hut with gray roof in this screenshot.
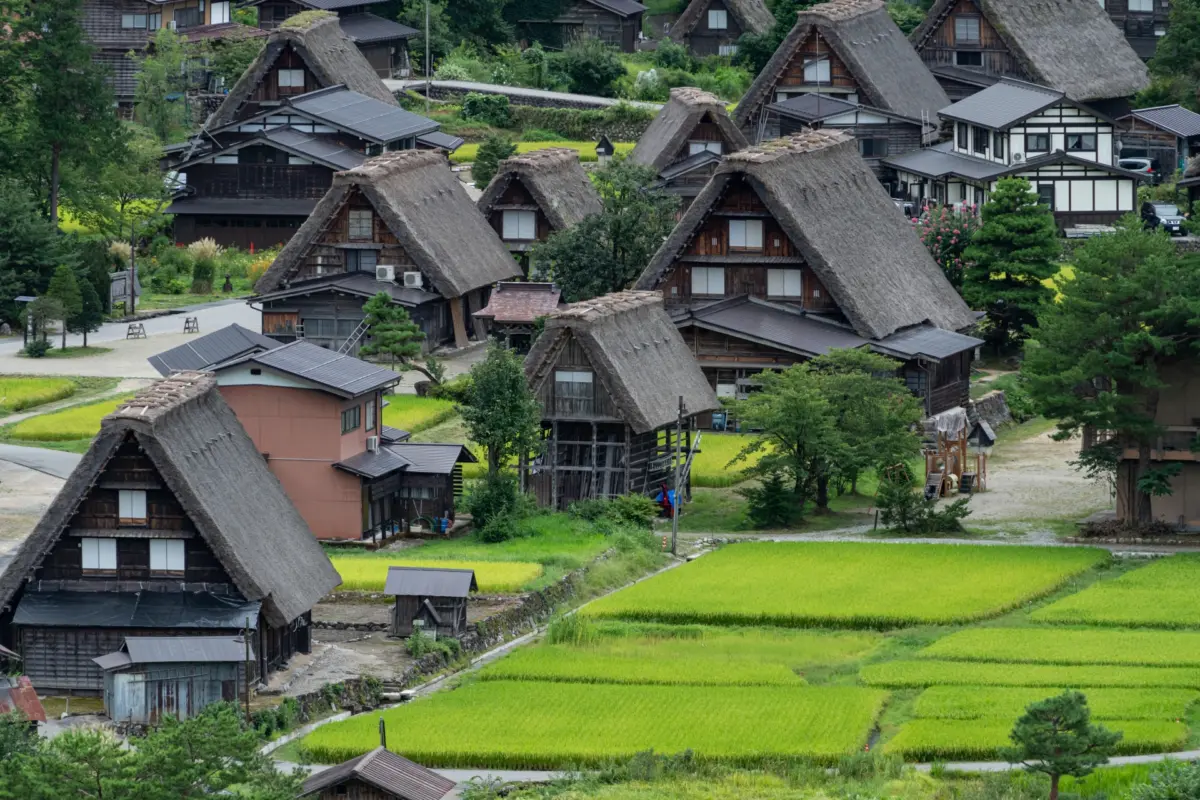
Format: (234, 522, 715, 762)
(636, 130, 981, 417)
(734, 0, 949, 141)
(255, 150, 521, 351)
(477, 148, 602, 273)
(670, 0, 775, 58)
(630, 88, 749, 211)
(0, 372, 341, 694)
(522, 291, 719, 509)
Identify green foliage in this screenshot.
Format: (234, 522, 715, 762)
(886, 0, 926, 34)
(735, 0, 822, 75)
(916, 204, 982, 290)
(472, 134, 518, 186)
(1022, 219, 1200, 523)
(0, 181, 71, 324)
(557, 36, 626, 97)
(0, 712, 38, 761)
(203, 31, 266, 89)
(1143, 0, 1200, 110)
(71, 277, 104, 347)
(400, 0, 454, 68)
(357, 291, 425, 368)
(1001, 691, 1122, 799)
(737, 470, 800, 529)
(1129, 760, 1200, 800)
(532, 158, 678, 301)
(407, 627, 463, 659)
(545, 613, 601, 646)
(653, 39, 693, 70)
(508, 103, 656, 140)
(876, 466, 972, 534)
(20, 339, 51, 358)
(568, 495, 659, 530)
(461, 342, 541, 475)
(191, 256, 215, 293)
(71, 123, 170, 241)
(962, 177, 1060, 351)
(135, 29, 190, 143)
(468, 472, 532, 535)
(462, 92, 512, 126)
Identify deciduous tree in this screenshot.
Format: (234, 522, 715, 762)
(555, 36, 625, 97)
(135, 28, 191, 144)
(962, 177, 1059, 351)
(1143, 0, 1200, 110)
(461, 342, 541, 476)
(1001, 691, 1121, 800)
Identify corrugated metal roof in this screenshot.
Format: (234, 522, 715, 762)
(148, 323, 281, 376)
(584, 0, 647, 16)
(339, 12, 419, 44)
(0, 676, 46, 722)
(121, 636, 253, 665)
(416, 131, 465, 152)
(383, 567, 478, 597)
(882, 142, 1009, 181)
(384, 443, 476, 474)
(222, 341, 401, 398)
(876, 325, 983, 359)
(13, 591, 261, 629)
(939, 79, 1063, 130)
(300, 747, 456, 800)
(262, 127, 367, 170)
(685, 297, 868, 357)
(657, 149, 723, 180)
(333, 447, 410, 479)
(1130, 105, 1200, 138)
(289, 86, 439, 144)
(93, 652, 133, 671)
(254, 272, 443, 307)
(768, 93, 859, 122)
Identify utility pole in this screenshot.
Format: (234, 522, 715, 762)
(424, 0, 431, 115)
(672, 395, 682, 556)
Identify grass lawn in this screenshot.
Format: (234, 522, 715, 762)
(1031, 556, 1200, 628)
(381, 395, 457, 435)
(584, 543, 1108, 628)
(301, 681, 887, 767)
(0, 377, 78, 413)
(330, 554, 542, 594)
(29, 346, 114, 359)
(691, 433, 762, 488)
(478, 624, 880, 687)
(133, 285, 253, 311)
(450, 141, 636, 164)
(677, 486, 874, 534)
(6, 393, 135, 444)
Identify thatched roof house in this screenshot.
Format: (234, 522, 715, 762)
(674, 0, 774, 38)
(209, 11, 398, 128)
(631, 88, 748, 172)
(910, 0, 1148, 104)
(670, 0, 775, 57)
(735, 0, 948, 136)
(477, 148, 602, 244)
(637, 130, 975, 341)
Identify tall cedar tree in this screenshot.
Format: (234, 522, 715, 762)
(357, 291, 425, 371)
(1022, 220, 1200, 523)
(15, 0, 121, 224)
(398, 0, 454, 68)
(962, 177, 1060, 351)
(72, 279, 105, 347)
(45, 265, 82, 350)
(1001, 691, 1121, 800)
(461, 342, 542, 476)
(472, 135, 517, 186)
(0, 181, 68, 324)
(532, 159, 679, 301)
(135, 28, 190, 144)
(1144, 0, 1200, 110)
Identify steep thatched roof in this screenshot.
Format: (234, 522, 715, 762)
(630, 88, 749, 172)
(736, 0, 948, 131)
(636, 130, 976, 340)
(209, 12, 397, 128)
(671, 0, 775, 40)
(256, 150, 520, 297)
(524, 291, 719, 433)
(0, 374, 341, 627)
(477, 148, 602, 232)
(1186, 155, 1200, 179)
(911, 0, 1148, 102)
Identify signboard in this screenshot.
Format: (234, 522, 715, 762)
(109, 270, 142, 309)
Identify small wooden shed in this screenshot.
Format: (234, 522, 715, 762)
(299, 746, 456, 800)
(383, 567, 477, 638)
(92, 635, 252, 725)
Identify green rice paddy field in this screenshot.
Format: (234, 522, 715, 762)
(301, 545, 1200, 768)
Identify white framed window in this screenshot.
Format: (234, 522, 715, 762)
(767, 269, 802, 297)
(954, 16, 981, 42)
(803, 58, 831, 83)
(213, 154, 238, 164)
(716, 383, 737, 399)
(119, 490, 147, 524)
(348, 209, 373, 240)
(121, 13, 148, 28)
(718, 44, 738, 56)
(365, 399, 376, 432)
(288, 155, 312, 165)
(555, 370, 593, 384)
(691, 266, 725, 296)
(1128, 0, 1152, 10)
(277, 69, 305, 88)
(150, 539, 186, 573)
(729, 219, 763, 250)
(502, 210, 537, 240)
(210, 0, 230, 23)
(707, 8, 727, 28)
(82, 538, 117, 571)
(688, 141, 723, 156)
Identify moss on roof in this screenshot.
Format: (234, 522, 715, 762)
(280, 9, 336, 30)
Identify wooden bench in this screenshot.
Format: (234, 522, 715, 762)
(183, 317, 199, 334)
(126, 323, 146, 340)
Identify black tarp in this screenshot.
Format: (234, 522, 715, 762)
(13, 591, 261, 629)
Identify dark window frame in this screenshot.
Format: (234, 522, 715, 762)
(341, 405, 361, 434)
(859, 138, 889, 157)
(1026, 132, 1050, 152)
(1066, 133, 1097, 152)
(954, 15, 981, 44)
(972, 125, 989, 154)
(954, 50, 983, 67)
(1035, 183, 1055, 208)
(993, 131, 1005, 160)
(956, 122, 968, 149)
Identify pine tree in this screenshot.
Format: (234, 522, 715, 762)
(72, 279, 104, 348)
(471, 135, 517, 187)
(357, 291, 425, 371)
(962, 177, 1060, 351)
(1001, 691, 1121, 800)
(46, 265, 82, 350)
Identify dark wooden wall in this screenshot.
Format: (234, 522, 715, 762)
(778, 117, 923, 181)
(683, 0, 744, 56)
(243, 45, 316, 120)
(185, 161, 334, 200)
(173, 215, 306, 249)
(534, 334, 624, 421)
(314, 778, 404, 800)
(546, 1, 641, 52)
(778, 32, 858, 92)
(915, 0, 1027, 80)
(390, 595, 467, 636)
(486, 177, 554, 241)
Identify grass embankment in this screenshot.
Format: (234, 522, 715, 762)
(3, 392, 134, 452)
(0, 377, 79, 413)
(380, 394, 457, 434)
(449, 141, 636, 164)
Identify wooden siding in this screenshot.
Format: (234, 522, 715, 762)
(1104, 0, 1171, 60)
(295, 191, 422, 282)
(776, 33, 858, 93)
(313, 778, 404, 800)
(779, 116, 923, 180)
(84, 0, 156, 48)
(686, 326, 806, 369)
(173, 214, 306, 249)
(243, 45, 316, 120)
(185, 161, 333, 200)
(521, 0, 641, 51)
(916, 0, 1027, 79)
(683, 0, 744, 56)
(536, 335, 624, 421)
(391, 595, 467, 637)
(260, 291, 454, 352)
(104, 662, 244, 725)
(487, 177, 554, 248)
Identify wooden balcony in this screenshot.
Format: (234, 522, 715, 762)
(1121, 426, 1200, 461)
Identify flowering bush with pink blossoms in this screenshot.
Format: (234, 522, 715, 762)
(913, 205, 981, 290)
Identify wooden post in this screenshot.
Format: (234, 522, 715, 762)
(550, 419, 559, 510)
(449, 296, 469, 349)
(243, 617, 252, 723)
(672, 396, 682, 556)
(591, 421, 598, 499)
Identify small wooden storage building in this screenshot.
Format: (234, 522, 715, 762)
(93, 636, 252, 725)
(384, 567, 477, 637)
(670, 0, 774, 58)
(299, 746, 456, 799)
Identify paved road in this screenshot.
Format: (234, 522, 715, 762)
(0, 444, 81, 479)
(386, 78, 662, 109)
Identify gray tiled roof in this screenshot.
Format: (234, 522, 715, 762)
(684, 297, 869, 357)
(218, 340, 401, 398)
(262, 126, 367, 170)
(768, 93, 860, 123)
(584, 0, 647, 17)
(338, 12, 419, 44)
(876, 325, 983, 359)
(148, 323, 280, 376)
(121, 636, 252, 665)
(333, 446, 410, 479)
(383, 567, 478, 597)
(300, 747, 456, 800)
(253, 271, 443, 307)
(416, 131, 465, 152)
(1129, 105, 1200, 138)
(938, 79, 1063, 130)
(288, 85, 439, 144)
(385, 442, 476, 474)
(882, 142, 1009, 181)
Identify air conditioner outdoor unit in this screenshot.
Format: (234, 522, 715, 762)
(375, 264, 395, 282)
(366, 436, 380, 453)
(402, 271, 423, 289)
(1012, 153, 1024, 163)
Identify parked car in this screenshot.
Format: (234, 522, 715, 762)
(1119, 158, 1156, 182)
(1153, 203, 1187, 236)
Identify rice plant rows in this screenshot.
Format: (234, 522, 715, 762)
(329, 556, 542, 594)
(919, 627, 1200, 667)
(862, 660, 1200, 689)
(882, 719, 1188, 761)
(0, 377, 76, 412)
(8, 394, 135, 441)
(912, 686, 1199, 721)
(1032, 556, 1200, 628)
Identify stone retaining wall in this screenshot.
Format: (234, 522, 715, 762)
(967, 390, 1013, 430)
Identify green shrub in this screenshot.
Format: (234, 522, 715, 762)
(555, 36, 625, 97)
(471, 134, 517, 186)
(407, 628, 462, 659)
(508, 104, 656, 141)
(876, 466, 972, 534)
(428, 374, 472, 403)
(22, 340, 51, 358)
(434, 61, 472, 81)
(653, 39, 692, 70)
(545, 614, 601, 646)
(480, 513, 523, 543)
(1129, 760, 1200, 800)
(462, 92, 512, 126)
(149, 267, 177, 293)
(466, 472, 530, 530)
(568, 495, 658, 530)
(520, 128, 566, 141)
(990, 373, 1036, 422)
(737, 470, 799, 529)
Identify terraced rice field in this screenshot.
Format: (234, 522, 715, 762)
(302, 681, 888, 767)
(584, 543, 1109, 628)
(0, 377, 76, 412)
(1031, 556, 1200, 628)
(478, 627, 879, 687)
(883, 719, 1188, 761)
(329, 555, 543, 594)
(911, 686, 1199, 721)
(862, 660, 1200, 689)
(8, 394, 134, 441)
(919, 627, 1200, 667)
(380, 395, 457, 434)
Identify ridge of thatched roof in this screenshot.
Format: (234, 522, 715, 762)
(209, 12, 397, 128)
(630, 87, 749, 172)
(636, 130, 976, 341)
(0, 373, 341, 626)
(256, 150, 520, 297)
(477, 148, 602, 232)
(735, 0, 948, 131)
(911, 0, 1148, 102)
(671, 0, 775, 40)
(524, 291, 719, 433)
